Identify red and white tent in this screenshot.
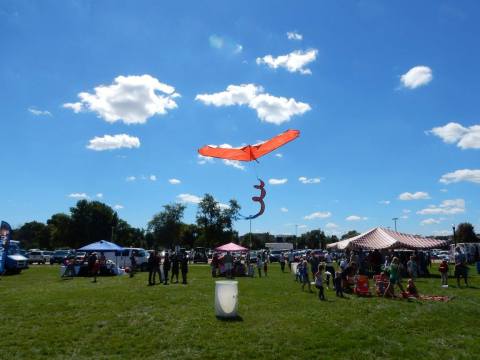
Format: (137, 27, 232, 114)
(327, 227, 449, 250)
(215, 242, 248, 252)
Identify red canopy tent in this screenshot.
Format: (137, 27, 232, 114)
(215, 242, 248, 252)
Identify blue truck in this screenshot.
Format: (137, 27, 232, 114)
(0, 240, 29, 274)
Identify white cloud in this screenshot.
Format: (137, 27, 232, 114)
(223, 159, 245, 170)
(169, 178, 181, 185)
(195, 84, 310, 125)
(114, 204, 124, 210)
(346, 215, 368, 221)
(68, 193, 89, 199)
(304, 211, 331, 220)
(63, 75, 179, 124)
(209, 34, 242, 54)
(325, 222, 338, 229)
(428, 122, 480, 149)
(256, 49, 317, 75)
(96, 193, 103, 198)
(398, 191, 430, 201)
(126, 176, 136, 182)
(440, 188, 448, 193)
(440, 169, 480, 184)
(403, 209, 411, 214)
(149, 175, 157, 181)
(400, 66, 433, 89)
(218, 203, 230, 210)
(275, 153, 283, 158)
(433, 230, 451, 236)
(400, 215, 409, 220)
(417, 199, 465, 215)
(197, 154, 215, 165)
(298, 224, 308, 229)
(269, 178, 288, 185)
(177, 193, 202, 204)
(87, 134, 140, 151)
(298, 176, 321, 184)
(287, 31, 303, 41)
(379, 200, 391, 205)
(421, 218, 441, 225)
(280, 207, 288, 212)
(28, 107, 51, 116)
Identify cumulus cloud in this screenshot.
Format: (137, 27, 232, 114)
(68, 193, 88, 199)
(197, 154, 215, 165)
(63, 75, 179, 124)
(398, 191, 430, 201)
(379, 200, 391, 205)
(417, 199, 465, 215)
(269, 178, 288, 185)
(223, 159, 245, 170)
(195, 84, 310, 125)
(275, 153, 283, 158)
(325, 222, 339, 229)
(126, 176, 136, 182)
(28, 107, 51, 116)
(421, 218, 441, 225)
(428, 122, 480, 149)
(177, 193, 202, 204)
(280, 207, 288, 212)
(298, 176, 321, 184)
(96, 193, 103, 198)
(256, 49, 317, 75)
(87, 134, 140, 151)
(304, 211, 331, 220)
(169, 178, 181, 185)
(149, 175, 157, 181)
(440, 169, 480, 184)
(287, 31, 303, 41)
(346, 215, 368, 221)
(209, 34, 243, 54)
(114, 204, 124, 210)
(400, 66, 433, 89)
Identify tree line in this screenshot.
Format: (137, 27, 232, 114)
(11, 196, 478, 250)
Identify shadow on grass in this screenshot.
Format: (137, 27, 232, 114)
(216, 315, 244, 322)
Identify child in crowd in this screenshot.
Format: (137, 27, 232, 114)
(263, 259, 268, 277)
(406, 278, 419, 298)
(315, 264, 326, 301)
(300, 259, 313, 292)
(439, 259, 449, 286)
(334, 270, 344, 297)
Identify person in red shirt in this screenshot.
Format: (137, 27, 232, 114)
(439, 259, 449, 286)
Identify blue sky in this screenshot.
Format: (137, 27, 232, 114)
(1, 0, 479, 237)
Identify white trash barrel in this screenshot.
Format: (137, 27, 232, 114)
(291, 262, 299, 276)
(215, 280, 238, 318)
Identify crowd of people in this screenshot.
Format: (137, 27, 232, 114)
(145, 250, 189, 286)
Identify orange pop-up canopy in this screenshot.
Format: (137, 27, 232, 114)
(198, 129, 300, 161)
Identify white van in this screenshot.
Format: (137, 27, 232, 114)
(103, 248, 149, 271)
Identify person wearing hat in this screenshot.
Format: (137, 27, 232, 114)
(88, 252, 99, 283)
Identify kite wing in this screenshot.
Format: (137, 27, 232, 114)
(198, 129, 300, 161)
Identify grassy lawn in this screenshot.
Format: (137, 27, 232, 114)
(1, 264, 479, 360)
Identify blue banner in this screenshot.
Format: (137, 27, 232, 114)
(0, 221, 12, 274)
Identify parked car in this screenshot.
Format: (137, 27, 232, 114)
(50, 250, 72, 264)
(193, 247, 208, 263)
(28, 250, 48, 264)
(269, 250, 283, 262)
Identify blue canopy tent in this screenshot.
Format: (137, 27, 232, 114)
(78, 240, 124, 252)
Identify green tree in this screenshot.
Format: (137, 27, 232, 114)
(47, 213, 72, 249)
(341, 230, 360, 240)
(69, 200, 118, 248)
(179, 224, 199, 249)
(455, 223, 478, 243)
(114, 219, 145, 247)
(14, 221, 51, 249)
(147, 203, 186, 249)
(300, 229, 327, 249)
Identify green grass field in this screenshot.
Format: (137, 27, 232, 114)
(1, 264, 479, 360)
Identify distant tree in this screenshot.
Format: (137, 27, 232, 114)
(300, 230, 327, 249)
(114, 219, 145, 247)
(239, 232, 270, 250)
(341, 230, 360, 240)
(327, 235, 339, 244)
(179, 223, 199, 249)
(456, 223, 478, 243)
(69, 200, 118, 248)
(147, 203, 186, 249)
(14, 221, 50, 249)
(196, 194, 241, 248)
(47, 213, 72, 249)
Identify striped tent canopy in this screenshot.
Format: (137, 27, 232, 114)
(327, 227, 449, 250)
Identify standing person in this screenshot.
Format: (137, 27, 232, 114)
(454, 247, 469, 288)
(383, 257, 404, 297)
(257, 255, 263, 278)
(314, 264, 326, 301)
(223, 251, 233, 279)
(171, 252, 179, 284)
(334, 270, 344, 298)
(148, 251, 157, 286)
(129, 251, 136, 278)
(180, 252, 189, 285)
(88, 252, 99, 283)
(163, 252, 171, 285)
(439, 259, 449, 286)
(407, 255, 418, 280)
(263, 257, 268, 277)
(309, 254, 319, 281)
(300, 259, 313, 293)
(324, 252, 335, 289)
(211, 253, 219, 278)
(279, 253, 286, 273)
(288, 250, 294, 270)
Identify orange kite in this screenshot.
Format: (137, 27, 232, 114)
(198, 129, 300, 161)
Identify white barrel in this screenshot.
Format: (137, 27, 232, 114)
(291, 262, 299, 275)
(215, 280, 238, 318)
